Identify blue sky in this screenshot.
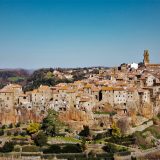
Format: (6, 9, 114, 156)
(0, 0, 160, 69)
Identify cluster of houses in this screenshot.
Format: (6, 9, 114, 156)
(0, 51, 160, 130)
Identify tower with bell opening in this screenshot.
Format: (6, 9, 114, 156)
(143, 50, 150, 65)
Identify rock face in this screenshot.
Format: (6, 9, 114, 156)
(0, 107, 44, 125)
(140, 102, 153, 119)
(59, 107, 93, 132)
(92, 102, 113, 113)
(128, 107, 137, 126)
(0, 109, 16, 124)
(117, 117, 131, 134)
(59, 107, 92, 122)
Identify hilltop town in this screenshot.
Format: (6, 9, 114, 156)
(0, 50, 160, 131)
(0, 50, 160, 159)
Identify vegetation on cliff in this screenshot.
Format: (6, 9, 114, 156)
(41, 109, 64, 136)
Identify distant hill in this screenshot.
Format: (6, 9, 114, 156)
(0, 69, 31, 88)
(0, 67, 104, 91)
(23, 68, 87, 91)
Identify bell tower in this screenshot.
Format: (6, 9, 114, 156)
(143, 50, 150, 65)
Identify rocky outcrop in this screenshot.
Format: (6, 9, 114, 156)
(140, 102, 154, 119)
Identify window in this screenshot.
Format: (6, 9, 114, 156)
(7, 97, 9, 100)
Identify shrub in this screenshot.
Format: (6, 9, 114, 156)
(9, 123, 13, 128)
(133, 132, 153, 149)
(20, 131, 27, 137)
(34, 131, 47, 147)
(22, 145, 39, 152)
(27, 123, 40, 135)
(62, 144, 82, 153)
(2, 141, 14, 152)
(14, 131, 19, 136)
(79, 126, 90, 137)
(103, 143, 116, 153)
(0, 130, 4, 136)
(43, 145, 61, 154)
(2, 125, 6, 129)
(12, 140, 30, 146)
(7, 131, 12, 136)
(15, 122, 21, 128)
(14, 146, 21, 152)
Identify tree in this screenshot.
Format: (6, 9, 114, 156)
(27, 123, 40, 135)
(79, 126, 90, 137)
(41, 109, 63, 136)
(34, 131, 47, 147)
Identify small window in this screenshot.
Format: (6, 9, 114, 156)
(7, 97, 9, 100)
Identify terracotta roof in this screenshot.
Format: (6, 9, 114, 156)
(52, 90, 59, 94)
(101, 86, 113, 91)
(76, 93, 82, 97)
(84, 84, 92, 88)
(78, 88, 84, 91)
(66, 89, 76, 93)
(91, 87, 99, 92)
(113, 87, 124, 91)
(58, 86, 68, 90)
(19, 94, 27, 97)
(127, 88, 135, 92)
(80, 98, 90, 102)
(74, 81, 82, 84)
(11, 84, 22, 88)
(32, 89, 38, 94)
(38, 85, 50, 91)
(0, 88, 13, 93)
(138, 89, 146, 93)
